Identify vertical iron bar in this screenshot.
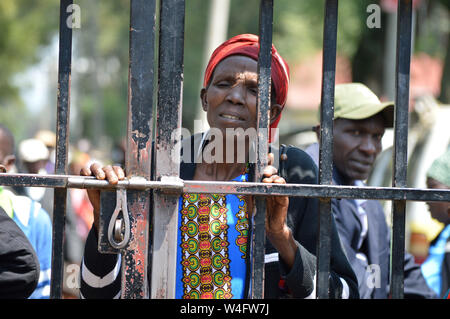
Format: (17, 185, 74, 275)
(151, 0, 185, 299)
(317, 0, 338, 299)
(390, 0, 413, 299)
(250, 0, 273, 299)
(50, 0, 73, 299)
(122, 0, 156, 299)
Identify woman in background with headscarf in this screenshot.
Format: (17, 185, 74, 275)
(421, 149, 450, 298)
(79, 34, 358, 299)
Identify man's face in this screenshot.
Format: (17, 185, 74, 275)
(0, 132, 15, 172)
(333, 114, 385, 183)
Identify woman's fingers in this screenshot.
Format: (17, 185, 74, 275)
(262, 174, 285, 184)
(263, 172, 288, 209)
(79, 163, 125, 233)
(81, 163, 125, 184)
(80, 165, 92, 177)
(272, 175, 286, 184)
(263, 165, 278, 178)
(102, 165, 119, 184)
(89, 162, 106, 179)
(113, 165, 125, 180)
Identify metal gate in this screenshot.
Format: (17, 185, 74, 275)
(0, 0, 449, 299)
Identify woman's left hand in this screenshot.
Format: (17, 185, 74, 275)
(261, 153, 296, 269)
(262, 153, 289, 240)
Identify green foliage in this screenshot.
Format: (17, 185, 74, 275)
(228, 0, 368, 63)
(71, 0, 130, 145)
(0, 0, 59, 140)
(0, 0, 448, 147)
(415, 1, 449, 59)
(182, 0, 209, 130)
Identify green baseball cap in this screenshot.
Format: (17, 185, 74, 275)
(334, 83, 394, 127)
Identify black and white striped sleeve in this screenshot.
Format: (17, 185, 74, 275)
(79, 226, 122, 299)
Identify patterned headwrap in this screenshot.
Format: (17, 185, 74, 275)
(203, 34, 290, 142)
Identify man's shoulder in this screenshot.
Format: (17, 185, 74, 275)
(0, 206, 40, 298)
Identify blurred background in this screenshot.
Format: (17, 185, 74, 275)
(0, 0, 449, 297)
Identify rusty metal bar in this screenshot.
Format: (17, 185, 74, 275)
(0, 174, 449, 202)
(50, 0, 73, 299)
(316, 0, 338, 299)
(151, 0, 185, 299)
(121, 0, 156, 299)
(182, 181, 450, 203)
(248, 0, 274, 299)
(390, 0, 413, 299)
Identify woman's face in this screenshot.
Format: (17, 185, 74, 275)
(202, 55, 259, 133)
(202, 55, 282, 134)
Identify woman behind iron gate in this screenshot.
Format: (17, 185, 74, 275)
(79, 34, 359, 299)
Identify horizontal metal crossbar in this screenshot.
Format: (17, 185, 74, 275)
(1, 173, 448, 202)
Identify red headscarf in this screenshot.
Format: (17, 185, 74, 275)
(203, 34, 290, 142)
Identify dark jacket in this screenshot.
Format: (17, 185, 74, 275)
(331, 168, 437, 298)
(80, 134, 359, 299)
(0, 206, 40, 298)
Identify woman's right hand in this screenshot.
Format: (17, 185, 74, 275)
(80, 163, 125, 231)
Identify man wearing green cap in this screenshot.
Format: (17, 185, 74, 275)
(305, 82, 436, 298)
(421, 149, 450, 298)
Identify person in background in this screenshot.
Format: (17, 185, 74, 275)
(34, 130, 56, 175)
(0, 205, 40, 299)
(18, 138, 49, 176)
(421, 149, 450, 298)
(0, 124, 52, 298)
(17, 138, 54, 219)
(305, 82, 436, 298)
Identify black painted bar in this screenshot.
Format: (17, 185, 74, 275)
(249, 0, 273, 299)
(121, 0, 156, 299)
(316, 0, 338, 299)
(50, 0, 73, 299)
(390, 0, 413, 299)
(151, 0, 185, 299)
(0, 174, 449, 202)
(1, 173, 450, 201)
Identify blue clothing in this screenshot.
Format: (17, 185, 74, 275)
(9, 193, 52, 299)
(421, 225, 450, 297)
(176, 172, 249, 299)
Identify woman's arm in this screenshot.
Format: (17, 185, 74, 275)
(267, 146, 359, 299)
(79, 163, 125, 299)
(79, 225, 122, 299)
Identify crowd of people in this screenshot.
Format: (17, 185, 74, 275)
(0, 127, 105, 298)
(0, 33, 449, 299)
